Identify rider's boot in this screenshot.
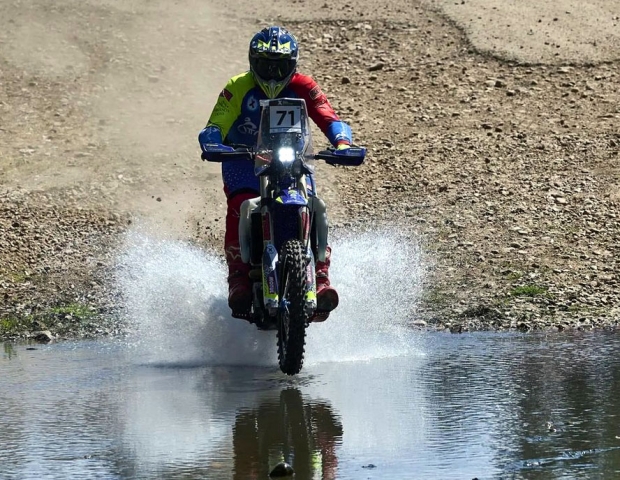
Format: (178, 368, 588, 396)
(227, 257, 252, 317)
(311, 246, 339, 322)
(225, 190, 258, 318)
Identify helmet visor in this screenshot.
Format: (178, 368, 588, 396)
(253, 57, 295, 82)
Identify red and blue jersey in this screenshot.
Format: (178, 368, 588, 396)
(200, 72, 352, 195)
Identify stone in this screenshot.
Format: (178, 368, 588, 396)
(368, 62, 385, 72)
(32, 330, 54, 343)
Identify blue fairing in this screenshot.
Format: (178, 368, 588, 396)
(276, 189, 308, 206)
(272, 202, 303, 252)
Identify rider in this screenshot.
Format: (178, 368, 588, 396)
(199, 26, 354, 321)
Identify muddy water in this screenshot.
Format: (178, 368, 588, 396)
(2, 332, 620, 480)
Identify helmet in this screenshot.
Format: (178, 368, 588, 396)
(249, 26, 299, 98)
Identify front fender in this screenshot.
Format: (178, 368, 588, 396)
(275, 189, 308, 206)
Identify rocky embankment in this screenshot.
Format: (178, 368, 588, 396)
(0, 190, 127, 341)
(292, 12, 620, 333)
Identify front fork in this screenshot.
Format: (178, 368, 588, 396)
(304, 249, 317, 315)
(261, 246, 316, 317)
(260, 208, 317, 317)
(239, 190, 327, 318)
(262, 243, 279, 315)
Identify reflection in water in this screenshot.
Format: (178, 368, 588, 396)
(1, 333, 620, 479)
(3, 342, 17, 359)
(420, 333, 620, 478)
(232, 388, 342, 480)
(116, 367, 345, 480)
(508, 333, 620, 476)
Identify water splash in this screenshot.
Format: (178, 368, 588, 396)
(116, 226, 425, 368)
(116, 229, 277, 367)
(305, 228, 424, 365)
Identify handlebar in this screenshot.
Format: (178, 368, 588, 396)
(315, 147, 366, 166)
(200, 144, 253, 162)
(201, 143, 366, 166)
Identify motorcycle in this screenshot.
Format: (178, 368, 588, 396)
(202, 98, 365, 375)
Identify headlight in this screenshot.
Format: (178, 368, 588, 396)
(277, 147, 295, 163)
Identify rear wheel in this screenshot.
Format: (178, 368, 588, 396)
(277, 239, 309, 375)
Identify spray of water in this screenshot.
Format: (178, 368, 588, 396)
(117, 228, 276, 367)
(306, 228, 424, 365)
(117, 225, 425, 368)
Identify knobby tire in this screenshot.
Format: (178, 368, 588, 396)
(277, 239, 308, 375)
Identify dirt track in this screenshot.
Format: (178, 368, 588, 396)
(1, 0, 619, 339)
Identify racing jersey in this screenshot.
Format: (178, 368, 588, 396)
(200, 71, 352, 194)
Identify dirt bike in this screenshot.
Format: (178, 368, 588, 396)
(202, 98, 365, 375)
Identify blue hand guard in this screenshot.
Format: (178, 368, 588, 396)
(201, 143, 236, 161)
(198, 126, 223, 153)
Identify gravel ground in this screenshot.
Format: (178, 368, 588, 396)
(1, 0, 619, 341)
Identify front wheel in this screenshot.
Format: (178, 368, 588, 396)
(277, 239, 309, 375)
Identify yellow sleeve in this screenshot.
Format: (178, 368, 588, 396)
(206, 72, 255, 139)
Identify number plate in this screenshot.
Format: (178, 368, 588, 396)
(269, 106, 302, 133)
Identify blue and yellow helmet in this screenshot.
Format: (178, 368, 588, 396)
(249, 26, 299, 98)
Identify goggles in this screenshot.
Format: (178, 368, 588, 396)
(253, 57, 295, 82)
